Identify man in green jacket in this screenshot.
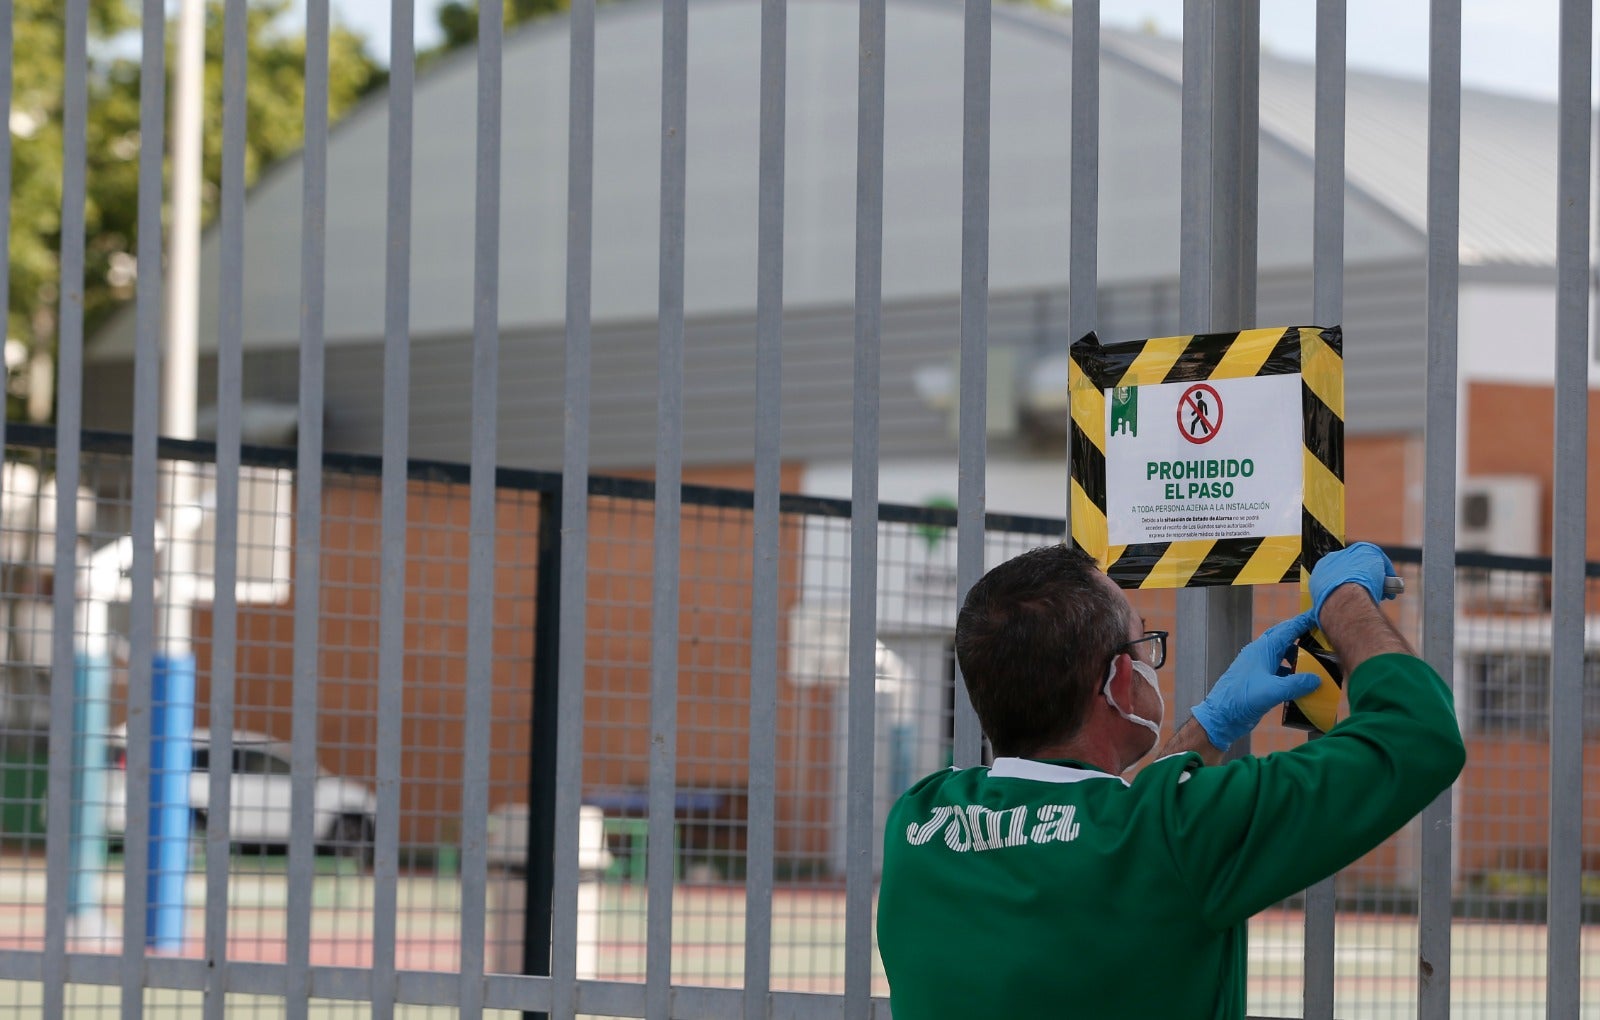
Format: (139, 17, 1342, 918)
(877, 542, 1465, 1019)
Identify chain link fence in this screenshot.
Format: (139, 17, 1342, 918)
(0, 428, 1593, 1016)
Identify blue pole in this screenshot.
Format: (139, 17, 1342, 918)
(69, 652, 111, 926)
(148, 653, 195, 951)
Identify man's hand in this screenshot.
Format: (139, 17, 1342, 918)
(1190, 612, 1322, 751)
(1310, 542, 1398, 620)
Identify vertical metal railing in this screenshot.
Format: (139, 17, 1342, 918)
(286, 0, 331, 1011)
(743, 0, 787, 1015)
(373, 0, 417, 1014)
(550, 0, 596, 1016)
(844, 1, 887, 1016)
(1067, 2, 1098, 356)
(203, 0, 248, 1013)
(42, 1, 88, 1014)
(1065, 0, 1097, 550)
(460, 0, 506, 1014)
(1419, 3, 1461, 1017)
(951, 0, 991, 772)
(122, 0, 167, 1014)
(646, 2, 689, 1016)
(1302, 1, 1346, 1016)
(525, 489, 563, 1018)
(1547, 1, 1591, 1016)
(1175, 1, 1258, 720)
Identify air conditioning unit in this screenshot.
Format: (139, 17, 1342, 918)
(1456, 475, 1543, 610)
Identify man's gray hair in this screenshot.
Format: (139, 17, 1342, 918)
(954, 544, 1133, 757)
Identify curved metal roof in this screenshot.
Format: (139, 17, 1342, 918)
(1107, 29, 1563, 270)
(95, 0, 1562, 355)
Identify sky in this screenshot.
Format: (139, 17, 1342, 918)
(326, 0, 1594, 102)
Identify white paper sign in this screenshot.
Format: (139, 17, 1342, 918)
(1103, 374, 1303, 546)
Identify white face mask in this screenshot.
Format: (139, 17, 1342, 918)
(1103, 657, 1165, 741)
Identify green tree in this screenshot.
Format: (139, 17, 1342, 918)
(8, 0, 384, 418)
(429, 0, 569, 57)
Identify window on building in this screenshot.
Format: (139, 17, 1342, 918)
(1465, 651, 1600, 734)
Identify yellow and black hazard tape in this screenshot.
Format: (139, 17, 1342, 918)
(1070, 325, 1345, 588)
(1069, 324, 1347, 731)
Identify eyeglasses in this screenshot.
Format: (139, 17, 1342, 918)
(1111, 630, 1168, 669)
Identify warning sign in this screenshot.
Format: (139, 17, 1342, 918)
(1105, 374, 1302, 547)
(1068, 325, 1345, 591)
(1070, 325, 1349, 733)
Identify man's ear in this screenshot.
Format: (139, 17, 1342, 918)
(1105, 653, 1134, 705)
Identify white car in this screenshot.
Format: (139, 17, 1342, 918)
(104, 726, 377, 864)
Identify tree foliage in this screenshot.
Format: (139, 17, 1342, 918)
(8, 0, 587, 420)
(8, 0, 384, 408)
(431, 0, 570, 54)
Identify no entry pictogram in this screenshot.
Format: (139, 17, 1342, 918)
(1177, 383, 1223, 444)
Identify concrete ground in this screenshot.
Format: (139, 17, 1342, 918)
(1, 856, 1597, 1017)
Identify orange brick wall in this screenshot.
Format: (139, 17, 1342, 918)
(1466, 381, 1600, 560)
(1346, 433, 1420, 546)
(187, 463, 817, 850)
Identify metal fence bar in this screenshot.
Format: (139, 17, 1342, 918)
(744, 0, 787, 1013)
(1065, 0, 1097, 543)
(6, 421, 1082, 533)
(1067, 0, 1097, 345)
(525, 494, 561, 1018)
(42, 0, 88, 1012)
(1175, 0, 1258, 716)
(1419, 2, 1461, 1017)
(951, 0, 990, 771)
(1174, 0, 1213, 718)
(117, 0, 166, 1012)
(646, 1, 689, 1014)
(460, 1, 505, 1014)
(202, 0, 247, 1015)
(845, 0, 887, 1013)
(373, 0, 417, 1015)
(549, 1, 596, 1017)
(1546, 0, 1590, 1013)
(1303, 1, 1345, 1015)
(287, 0, 331, 1012)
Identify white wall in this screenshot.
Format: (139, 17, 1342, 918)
(1458, 281, 1600, 386)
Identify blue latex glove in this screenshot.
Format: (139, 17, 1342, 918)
(1190, 611, 1322, 751)
(1309, 541, 1398, 621)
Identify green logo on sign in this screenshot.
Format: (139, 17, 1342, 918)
(1110, 386, 1138, 437)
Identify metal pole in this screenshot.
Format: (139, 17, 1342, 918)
(374, 0, 417, 1014)
(522, 487, 563, 1020)
(286, 0, 332, 1009)
(1066, 0, 1098, 545)
(1174, 1, 1258, 722)
(1419, 3, 1461, 1016)
(1303, 1, 1346, 1014)
(43, 1, 89, 1010)
(160, 0, 203, 638)
(162, 0, 202, 462)
(145, 0, 206, 957)
(645, 1, 690, 1014)
(1545, 0, 1590, 1014)
(549, 2, 596, 1017)
(461, 0, 507, 1012)
(744, 0, 787, 1013)
(845, 1, 887, 1014)
(952, 0, 991, 772)
(203, 0, 249, 1010)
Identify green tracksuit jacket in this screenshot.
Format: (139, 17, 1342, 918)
(877, 652, 1466, 1019)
